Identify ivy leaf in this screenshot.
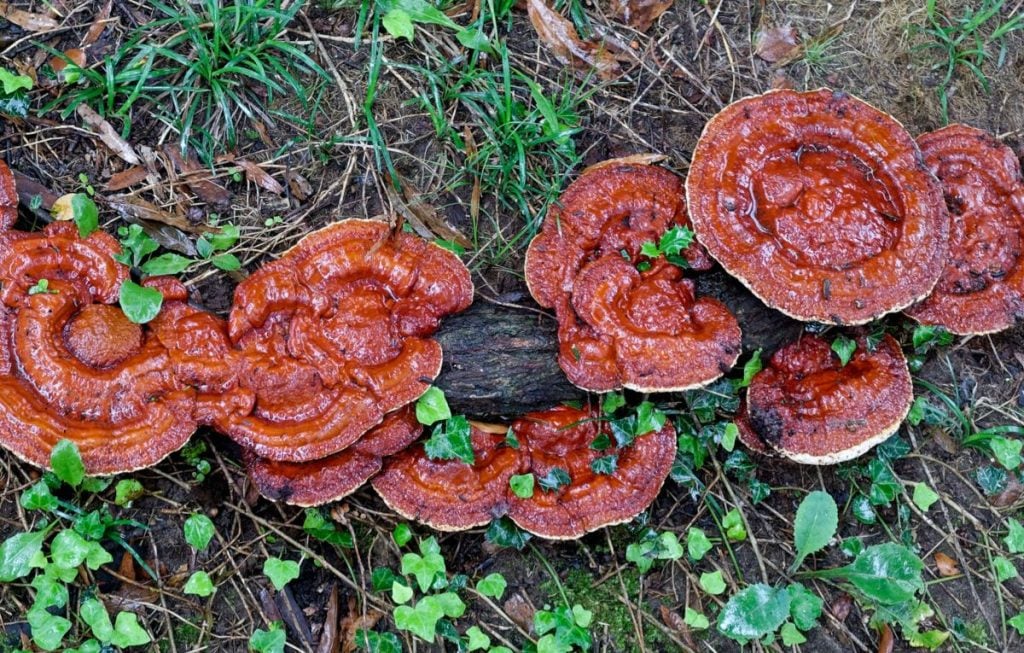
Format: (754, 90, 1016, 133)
(602, 392, 626, 414)
(183, 514, 216, 551)
(416, 386, 451, 425)
(119, 281, 163, 324)
(423, 415, 474, 465)
(738, 349, 762, 388)
(717, 584, 792, 643)
(990, 437, 1023, 470)
(635, 401, 666, 436)
(476, 573, 507, 599)
(465, 625, 491, 651)
(538, 467, 571, 493)
(355, 630, 401, 652)
(31, 573, 68, 609)
(392, 523, 413, 547)
(509, 473, 535, 499)
(27, 606, 72, 651)
(684, 608, 709, 630)
(184, 571, 216, 597)
(906, 396, 927, 425)
(791, 490, 838, 570)
(850, 494, 878, 524)
(0, 529, 48, 581)
(590, 454, 618, 475)
(401, 537, 446, 592)
(1009, 612, 1024, 635)
(51, 529, 91, 570)
(21, 481, 58, 512)
(976, 465, 1009, 495)
(79, 597, 114, 642)
(114, 479, 145, 507)
(263, 557, 301, 591)
(721, 422, 738, 452)
(687, 527, 713, 561)
(830, 335, 856, 366)
(780, 622, 806, 645)
(590, 433, 612, 451)
(993, 556, 1018, 582)
(699, 570, 727, 595)
(722, 508, 747, 542)
(394, 593, 464, 641)
(485, 517, 531, 550)
(110, 611, 150, 648)
(51, 439, 85, 487)
(391, 580, 413, 604)
(249, 622, 286, 653)
(912, 483, 940, 512)
(84, 540, 112, 570)
(912, 324, 953, 352)
(0, 67, 33, 94)
(1005, 518, 1024, 553)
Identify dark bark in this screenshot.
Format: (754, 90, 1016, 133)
(435, 271, 803, 417)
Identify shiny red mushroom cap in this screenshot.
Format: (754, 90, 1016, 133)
(0, 160, 16, 230)
(245, 406, 422, 506)
(506, 405, 677, 539)
(740, 333, 912, 464)
(905, 124, 1024, 334)
(525, 162, 741, 392)
(217, 219, 473, 462)
(687, 89, 949, 325)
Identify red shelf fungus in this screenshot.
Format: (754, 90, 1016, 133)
(737, 333, 912, 464)
(904, 125, 1024, 334)
(372, 405, 676, 539)
(0, 223, 207, 474)
(687, 89, 949, 325)
(245, 406, 422, 506)
(0, 160, 16, 230)
(525, 161, 741, 392)
(216, 219, 473, 462)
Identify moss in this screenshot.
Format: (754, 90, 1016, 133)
(542, 567, 671, 651)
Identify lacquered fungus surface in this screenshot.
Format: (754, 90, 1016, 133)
(905, 125, 1024, 334)
(687, 89, 949, 324)
(740, 333, 912, 464)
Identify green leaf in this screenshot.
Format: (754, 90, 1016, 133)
(114, 479, 145, 507)
(303, 508, 352, 548)
(640, 241, 661, 258)
(391, 580, 413, 604)
(184, 514, 216, 551)
(208, 224, 240, 251)
(0, 67, 33, 94)
(906, 396, 927, 426)
(51, 529, 90, 570)
(830, 334, 856, 366)
(116, 224, 159, 267)
(658, 225, 694, 256)
(485, 517, 531, 550)
(111, 611, 150, 648)
(602, 392, 626, 414)
(80, 597, 114, 642)
(590, 454, 618, 475)
(850, 494, 878, 524)
(589, 433, 612, 451)
(393, 523, 413, 547)
(184, 570, 216, 597)
(912, 324, 953, 351)
(394, 593, 464, 641)
(119, 280, 163, 324)
(786, 583, 823, 631)
(140, 253, 193, 275)
(1006, 518, 1024, 553)
(382, 9, 415, 39)
(65, 639, 103, 653)
(825, 543, 924, 605)
(908, 628, 950, 650)
(476, 572, 507, 599)
(687, 527, 713, 561)
(249, 622, 286, 653)
(355, 630, 401, 652)
(717, 584, 792, 643)
(263, 557, 301, 590)
(684, 607, 709, 629)
(51, 439, 86, 487)
(538, 467, 571, 493)
(211, 252, 241, 271)
(791, 490, 838, 570)
(699, 570, 727, 595)
(83, 540, 112, 570)
(27, 606, 71, 651)
(912, 483, 940, 512)
(465, 625, 491, 650)
(509, 473, 535, 499)
(424, 415, 474, 464)
(572, 604, 593, 628)
(635, 401, 666, 436)
(722, 508, 747, 542)
(990, 437, 1023, 470)
(196, 236, 214, 259)
(977, 465, 1009, 495)
(416, 386, 451, 425)
(0, 529, 48, 581)
(993, 556, 1018, 582)
(21, 481, 58, 512)
(31, 573, 68, 609)
(402, 537, 446, 592)
(738, 349, 762, 388)
(63, 194, 99, 238)
(504, 427, 520, 449)
(1009, 612, 1024, 635)
(780, 622, 806, 645)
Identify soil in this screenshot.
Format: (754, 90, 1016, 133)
(1, 0, 1024, 652)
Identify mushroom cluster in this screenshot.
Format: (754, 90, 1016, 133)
(372, 404, 677, 539)
(525, 161, 742, 392)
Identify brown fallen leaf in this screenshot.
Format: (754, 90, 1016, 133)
(582, 153, 666, 175)
(386, 173, 470, 248)
(107, 195, 204, 234)
(106, 166, 150, 191)
(83, 0, 114, 46)
(50, 48, 86, 81)
(990, 475, 1024, 507)
(934, 552, 960, 577)
(340, 596, 383, 653)
(78, 104, 142, 166)
(829, 592, 853, 622)
(0, 2, 59, 30)
(317, 584, 341, 653)
(658, 604, 696, 648)
(754, 24, 801, 63)
(462, 127, 481, 224)
(12, 169, 60, 210)
(235, 160, 285, 194)
(163, 145, 232, 208)
(285, 170, 313, 201)
(503, 593, 535, 632)
(611, 0, 674, 33)
(527, 0, 622, 80)
(876, 623, 894, 653)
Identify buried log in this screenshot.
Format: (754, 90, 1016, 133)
(434, 269, 804, 418)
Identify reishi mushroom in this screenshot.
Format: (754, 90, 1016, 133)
(372, 405, 677, 539)
(0, 157, 15, 230)
(735, 333, 913, 464)
(904, 124, 1024, 334)
(687, 89, 950, 325)
(214, 219, 474, 462)
(525, 161, 742, 392)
